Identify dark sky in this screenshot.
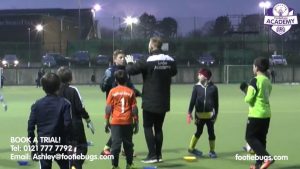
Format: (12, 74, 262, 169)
(1, 0, 300, 34)
(2, 0, 300, 18)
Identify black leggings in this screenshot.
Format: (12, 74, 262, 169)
(194, 119, 215, 140)
(111, 125, 134, 167)
(143, 111, 166, 157)
(246, 118, 270, 157)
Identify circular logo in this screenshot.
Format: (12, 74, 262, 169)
(273, 3, 289, 16)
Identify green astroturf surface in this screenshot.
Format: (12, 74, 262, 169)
(0, 84, 299, 169)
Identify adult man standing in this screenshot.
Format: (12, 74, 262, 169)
(125, 37, 177, 163)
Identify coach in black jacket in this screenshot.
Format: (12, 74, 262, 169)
(126, 37, 177, 163)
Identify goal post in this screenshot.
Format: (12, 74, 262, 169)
(223, 65, 253, 83)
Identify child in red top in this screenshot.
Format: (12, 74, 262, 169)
(105, 70, 139, 169)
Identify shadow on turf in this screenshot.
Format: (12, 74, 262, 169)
(155, 163, 186, 168)
(137, 147, 187, 157)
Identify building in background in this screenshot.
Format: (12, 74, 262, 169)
(0, 8, 95, 63)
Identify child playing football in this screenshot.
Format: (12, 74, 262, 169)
(100, 49, 140, 156)
(186, 68, 219, 158)
(244, 57, 273, 169)
(28, 72, 71, 169)
(105, 69, 139, 169)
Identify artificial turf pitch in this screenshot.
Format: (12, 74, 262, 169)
(0, 84, 299, 169)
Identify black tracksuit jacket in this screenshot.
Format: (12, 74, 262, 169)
(58, 84, 90, 145)
(126, 50, 177, 113)
(188, 82, 219, 118)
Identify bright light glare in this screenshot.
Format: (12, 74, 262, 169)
(265, 1, 271, 8)
(259, 1, 272, 8)
(93, 4, 102, 12)
(124, 16, 139, 25)
(35, 24, 43, 32)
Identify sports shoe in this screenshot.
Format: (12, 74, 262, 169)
(101, 149, 111, 155)
(158, 155, 163, 162)
(188, 149, 203, 157)
(208, 151, 217, 158)
(260, 159, 274, 169)
(141, 156, 158, 164)
(126, 164, 137, 169)
(243, 146, 255, 154)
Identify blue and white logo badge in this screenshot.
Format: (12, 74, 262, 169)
(264, 3, 298, 35)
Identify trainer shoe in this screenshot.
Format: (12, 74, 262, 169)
(260, 159, 275, 169)
(208, 151, 217, 158)
(141, 156, 158, 164)
(158, 155, 163, 162)
(188, 149, 203, 157)
(101, 149, 111, 155)
(243, 146, 255, 154)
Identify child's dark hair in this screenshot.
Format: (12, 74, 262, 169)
(57, 66, 72, 83)
(254, 57, 269, 72)
(114, 70, 127, 85)
(41, 72, 60, 94)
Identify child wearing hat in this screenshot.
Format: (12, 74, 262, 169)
(186, 68, 219, 158)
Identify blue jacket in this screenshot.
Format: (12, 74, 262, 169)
(28, 95, 72, 146)
(100, 65, 140, 98)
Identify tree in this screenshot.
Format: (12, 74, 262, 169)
(157, 17, 178, 38)
(136, 13, 157, 38)
(201, 20, 215, 36)
(238, 14, 261, 32)
(212, 16, 232, 36)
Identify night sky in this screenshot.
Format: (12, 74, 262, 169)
(1, 0, 299, 34)
(1, 0, 300, 18)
